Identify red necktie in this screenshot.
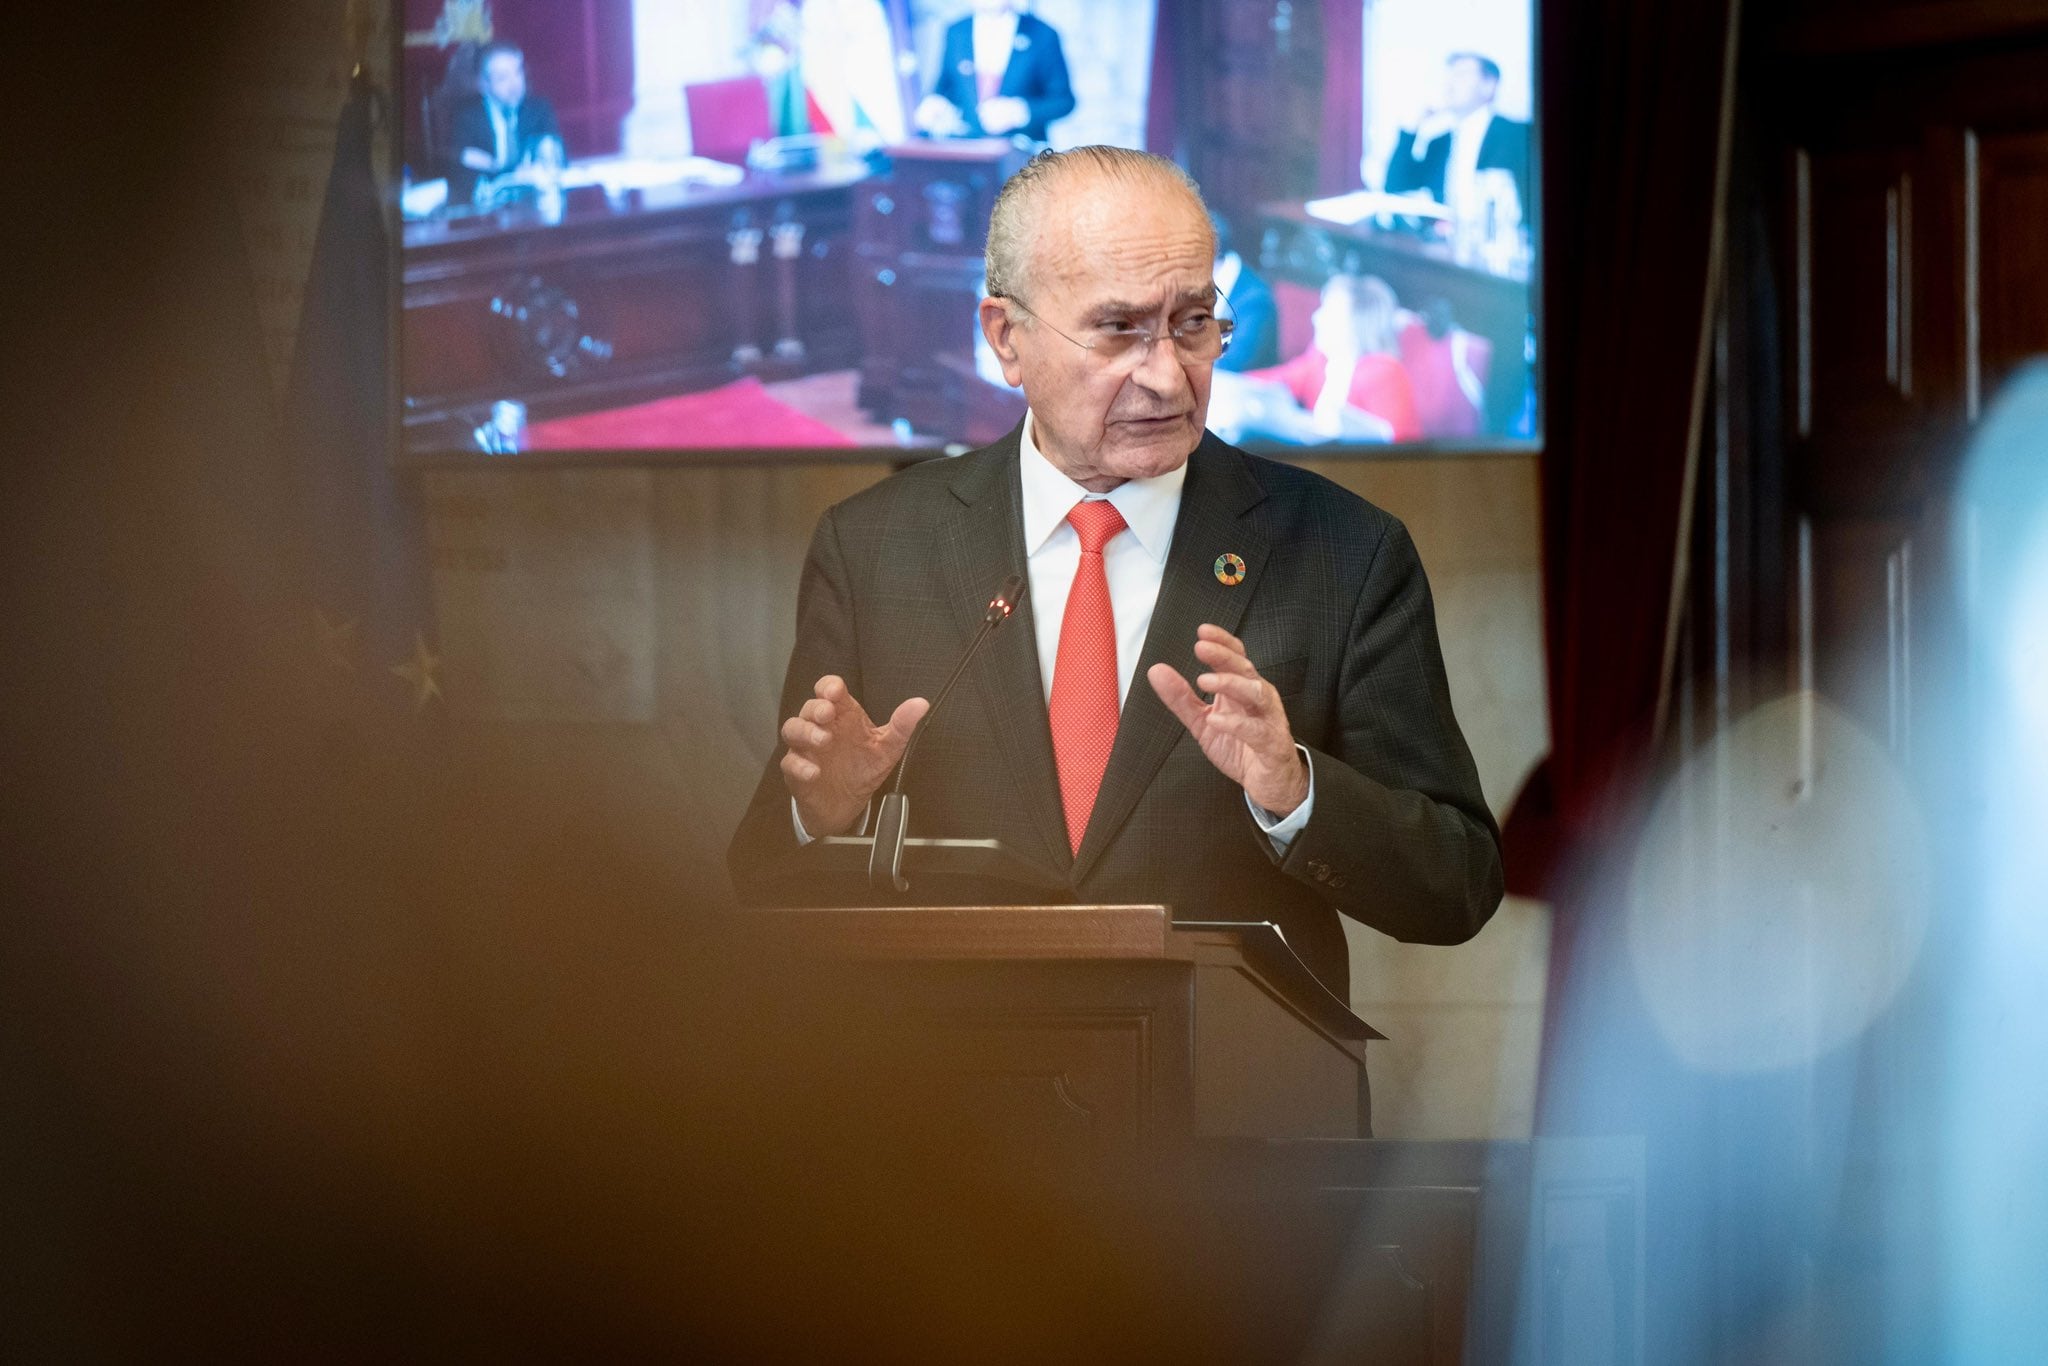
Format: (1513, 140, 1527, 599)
(1049, 500, 1127, 855)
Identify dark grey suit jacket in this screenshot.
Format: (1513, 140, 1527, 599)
(1384, 115, 1532, 222)
(727, 428, 1503, 999)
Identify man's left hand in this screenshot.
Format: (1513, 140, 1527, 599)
(978, 95, 1030, 134)
(1147, 624, 1309, 817)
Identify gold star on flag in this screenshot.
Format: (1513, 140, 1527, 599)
(390, 631, 443, 711)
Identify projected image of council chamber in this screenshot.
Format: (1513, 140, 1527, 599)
(396, 0, 1537, 458)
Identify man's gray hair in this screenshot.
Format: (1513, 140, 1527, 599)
(983, 145, 1210, 301)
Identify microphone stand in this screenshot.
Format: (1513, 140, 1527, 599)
(867, 574, 1024, 892)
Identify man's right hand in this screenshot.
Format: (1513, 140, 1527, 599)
(1410, 105, 1457, 143)
(779, 675, 930, 837)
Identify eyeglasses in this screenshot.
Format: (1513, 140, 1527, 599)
(996, 289, 1237, 372)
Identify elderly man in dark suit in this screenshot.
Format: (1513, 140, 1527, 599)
(915, 0, 1075, 143)
(728, 146, 1501, 1002)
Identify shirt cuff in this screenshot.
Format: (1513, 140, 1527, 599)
(791, 797, 871, 846)
(1245, 745, 1315, 854)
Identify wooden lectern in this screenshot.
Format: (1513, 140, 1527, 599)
(851, 139, 1031, 443)
(744, 902, 1385, 1162)
(733, 896, 1617, 1363)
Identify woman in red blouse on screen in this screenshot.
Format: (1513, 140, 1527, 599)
(1245, 273, 1423, 443)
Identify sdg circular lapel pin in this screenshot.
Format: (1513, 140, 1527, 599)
(1213, 553, 1247, 586)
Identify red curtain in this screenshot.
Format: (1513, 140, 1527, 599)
(1318, 0, 1365, 193)
(1501, 0, 1738, 901)
(1145, 0, 1179, 159)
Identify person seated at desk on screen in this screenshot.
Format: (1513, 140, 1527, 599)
(913, 0, 1074, 143)
(1211, 211, 1280, 373)
(1383, 52, 1530, 229)
(444, 40, 563, 203)
(1234, 274, 1422, 444)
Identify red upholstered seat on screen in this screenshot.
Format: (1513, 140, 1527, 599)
(1397, 316, 1492, 440)
(523, 379, 858, 450)
(1273, 280, 1322, 363)
(685, 75, 773, 165)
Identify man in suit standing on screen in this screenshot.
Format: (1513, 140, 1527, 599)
(728, 146, 1502, 1006)
(1384, 52, 1531, 228)
(915, 0, 1075, 143)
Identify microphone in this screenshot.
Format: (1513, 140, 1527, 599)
(870, 573, 1025, 891)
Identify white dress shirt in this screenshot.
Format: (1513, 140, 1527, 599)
(794, 414, 1315, 850)
(1443, 106, 1494, 222)
(970, 11, 1020, 84)
(1016, 414, 1181, 707)
(487, 99, 515, 171)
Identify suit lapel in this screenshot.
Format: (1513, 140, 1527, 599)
(1072, 437, 1270, 882)
(1478, 113, 1507, 171)
(1000, 20, 1031, 97)
(937, 436, 1072, 879)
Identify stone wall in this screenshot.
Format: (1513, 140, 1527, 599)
(422, 452, 1551, 1139)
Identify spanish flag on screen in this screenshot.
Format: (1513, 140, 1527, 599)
(794, 0, 908, 143)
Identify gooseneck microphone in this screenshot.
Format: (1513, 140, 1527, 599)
(870, 573, 1025, 891)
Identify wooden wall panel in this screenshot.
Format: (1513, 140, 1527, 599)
(1754, 10, 2048, 867)
(1800, 515, 1918, 756)
(1165, 0, 1325, 227)
(1975, 129, 2048, 403)
(1796, 146, 1921, 437)
(1787, 126, 1965, 514)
